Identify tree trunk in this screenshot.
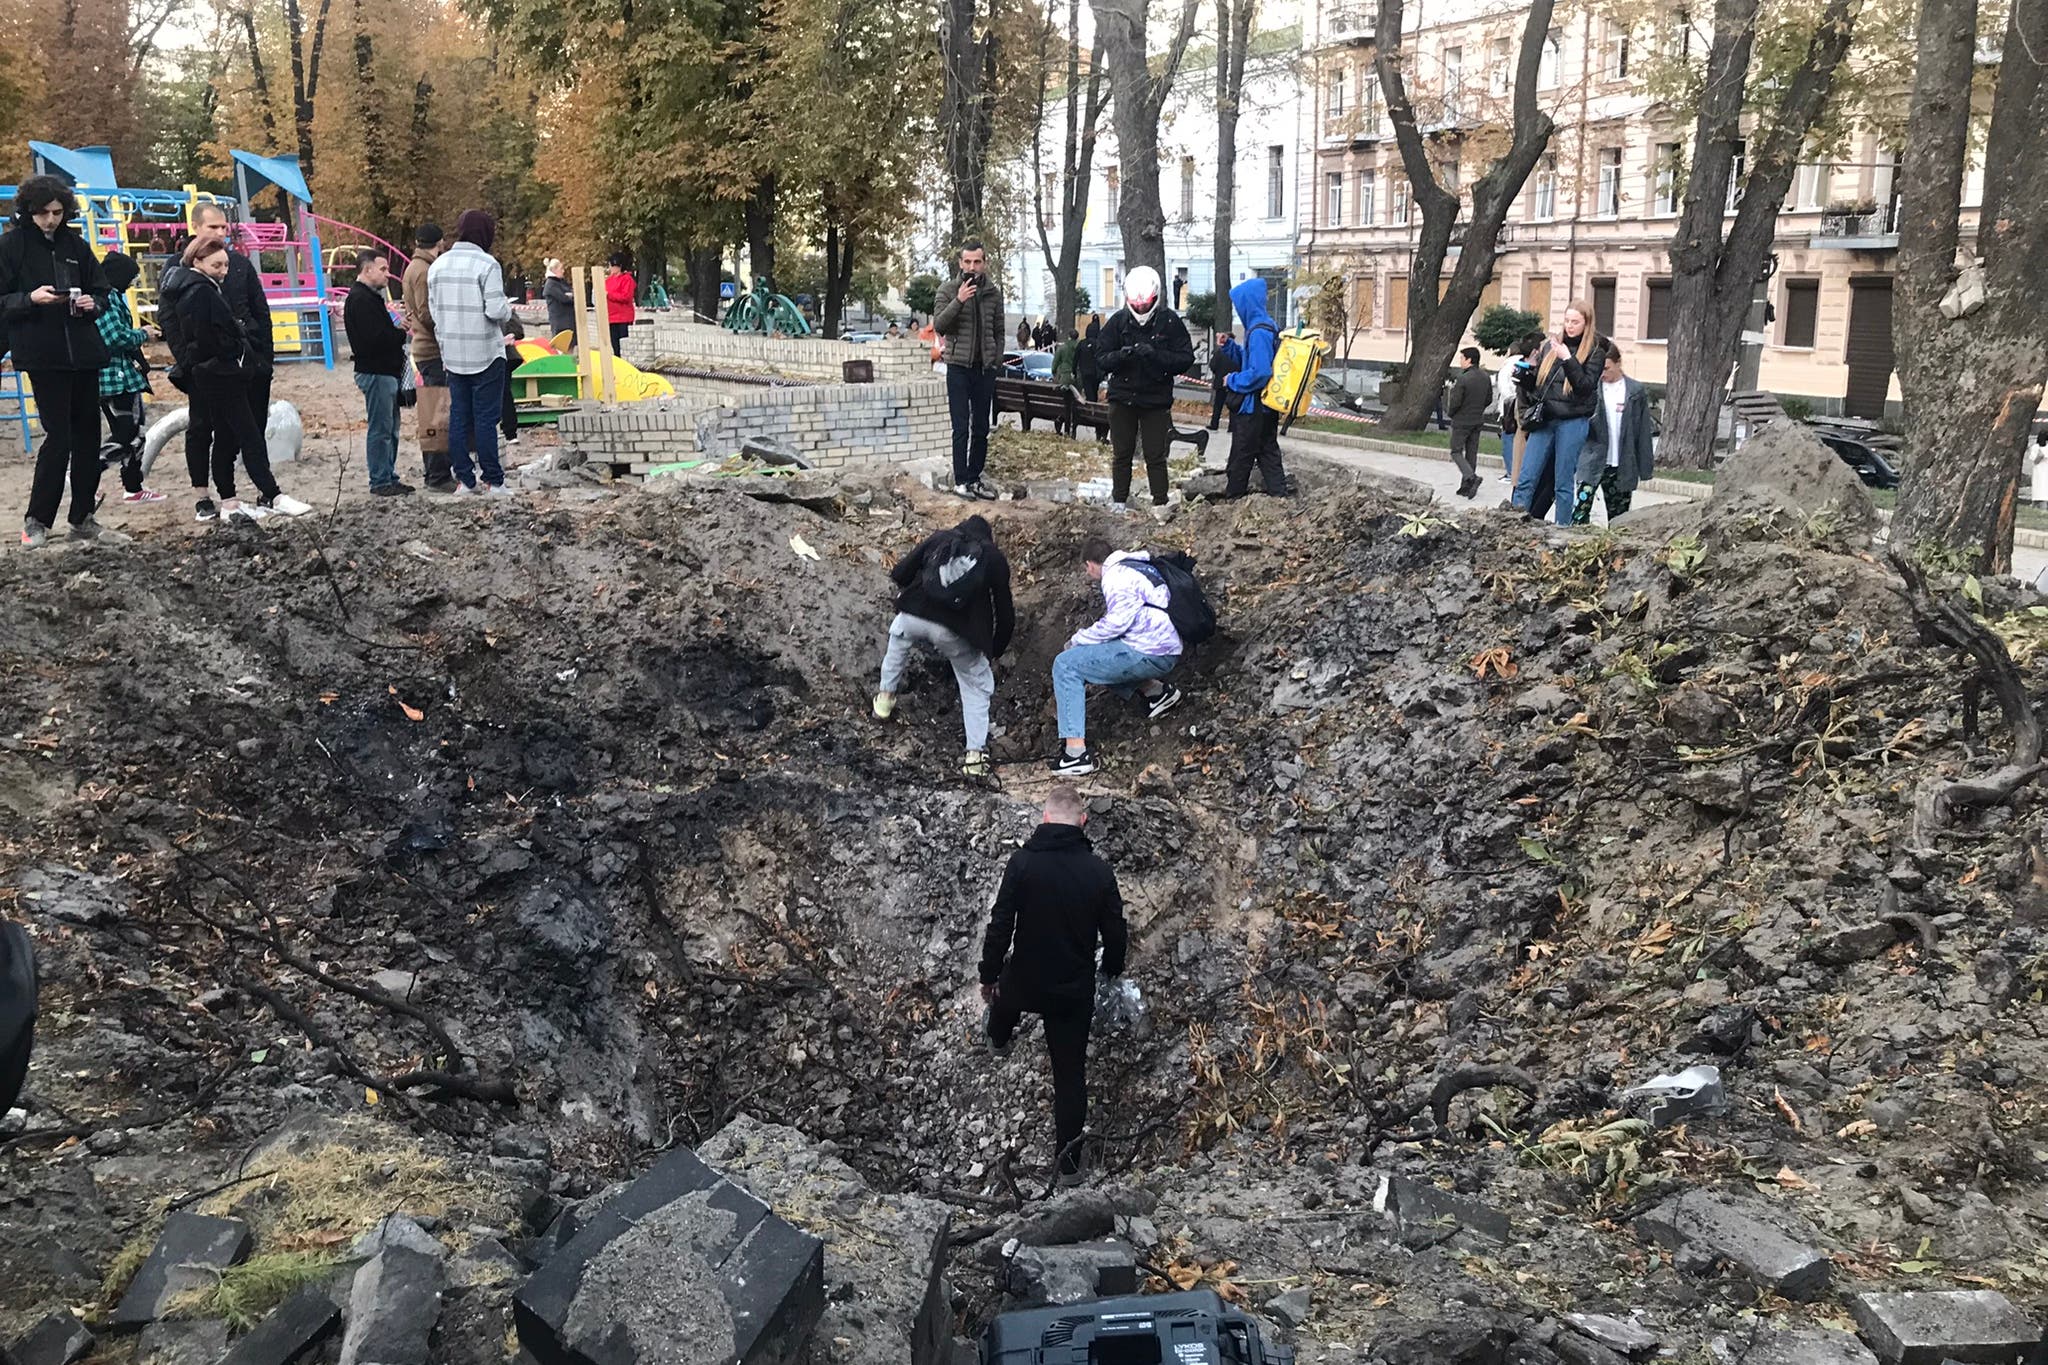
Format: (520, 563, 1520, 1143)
(822, 213, 854, 338)
(1212, 0, 1253, 336)
(1094, 0, 1200, 280)
(1657, 0, 1858, 468)
(941, 0, 998, 245)
(1375, 0, 1556, 430)
(1891, 0, 2048, 574)
(744, 173, 777, 291)
(1033, 1, 1106, 332)
(686, 245, 723, 324)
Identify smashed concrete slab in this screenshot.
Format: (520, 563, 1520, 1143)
(136, 1320, 228, 1365)
(1848, 1288, 2039, 1365)
(217, 1285, 341, 1365)
(112, 1212, 252, 1329)
(1635, 1190, 1829, 1300)
(515, 1145, 824, 1365)
(8, 1310, 93, 1365)
(1710, 1327, 1877, 1365)
(1007, 1242, 1137, 1305)
(697, 1116, 952, 1365)
(339, 1246, 445, 1365)
(1380, 1174, 1510, 1245)
(1563, 1313, 1660, 1357)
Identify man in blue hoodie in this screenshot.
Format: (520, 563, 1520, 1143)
(1221, 278, 1288, 499)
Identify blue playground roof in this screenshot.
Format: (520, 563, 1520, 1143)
(29, 143, 120, 189)
(230, 149, 312, 204)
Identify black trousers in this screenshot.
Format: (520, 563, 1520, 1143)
(1223, 404, 1286, 498)
(988, 991, 1092, 1177)
(25, 369, 102, 529)
(500, 347, 520, 442)
(416, 358, 454, 486)
(102, 390, 146, 493)
(1208, 383, 1229, 429)
(609, 321, 631, 352)
(947, 365, 996, 485)
(186, 375, 278, 501)
(1109, 402, 1172, 506)
(1448, 424, 1485, 485)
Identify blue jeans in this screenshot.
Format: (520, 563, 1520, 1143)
(354, 372, 400, 489)
(1511, 415, 1591, 524)
(1499, 429, 1514, 474)
(1053, 641, 1179, 740)
(447, 358, 506, 488)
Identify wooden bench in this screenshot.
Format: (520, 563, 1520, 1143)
(993, 378, 1076, 436)
(1071, 393, 1211, 457)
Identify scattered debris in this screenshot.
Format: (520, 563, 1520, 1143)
(113, 1213, 252, 1329)
(1618, 1064, 1725, 1128)
(1847, 1289, 2039, 1365)
(1634, 1190, 1830, 1301)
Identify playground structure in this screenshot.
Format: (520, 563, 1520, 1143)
(508, 265, 676, 421)
(3, 141, 411, 452)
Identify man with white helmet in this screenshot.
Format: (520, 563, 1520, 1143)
(1094, 266, 1195, 513)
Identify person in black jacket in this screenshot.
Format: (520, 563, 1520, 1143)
(1074, 315, 1102, 401)
(1509, 299, 1609, 524)
(1208, 329, 1242, 430)
(0, 176, 117, 546)
(1095, 267, 1196, 510)
(343, 249, 412, 497)
(1444, 346, 1495, 499)
(979, 783, 1129, 1185)
(189, 203, 277, 504)
(872, 514, 1015, 777)
(177, 236, 284, 517)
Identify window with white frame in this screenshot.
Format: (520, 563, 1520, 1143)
(1538, 28, 1561, 88)
(1181, 157, 1197, 221)
(1795, 158, 1829, 209)
(1443, 156, 1460, 195)
(1267, 146, 1285, 218)
(1598, 147, 1623, 216)
(1727, 139, 1747, 211)
(1392, 178, 1411, 224)
(1652, 141, 1680, 214)
(1328, 66, 1347, 118)
(1604, 20, 1630, 79)
(1326, 172, 1344, 225)
(1443, 46, 1464, 121)
(1106, 164, 1120, 216)
(1362, 75, 1383, 134)
(1533, 153, 1557, 219)
(1490, 38, 1512, 96)
(1358, 168, 1377, 224)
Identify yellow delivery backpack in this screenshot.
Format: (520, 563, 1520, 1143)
(1262, 328, 1332, 432)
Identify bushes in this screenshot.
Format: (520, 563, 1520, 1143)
(1474, 304, 1542, 355)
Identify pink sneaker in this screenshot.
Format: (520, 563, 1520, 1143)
(122, 488, 169, 504)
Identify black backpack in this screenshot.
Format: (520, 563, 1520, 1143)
(0, 921, 35, 1120)
(1128, 551, 1217, 649)
(919, 529, 990, 612)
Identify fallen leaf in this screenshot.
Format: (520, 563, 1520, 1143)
(1775, 1166, 1816, 1192)
(318, 691, 339, 704)
(1774, 1088, 1804, 1133)
(365, 1087, 381, 1106)
(1837, 1119, 1878, 1139)
(385, 685, 425, 722)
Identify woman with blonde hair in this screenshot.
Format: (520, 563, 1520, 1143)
(542, 258, 575, 342)
(1509, 299, 1608, 524)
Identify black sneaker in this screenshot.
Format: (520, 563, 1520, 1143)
(194, 499, 219, 522)
(427, 479, 460, 495)
(1146, 683, 1183, 722)
(1048, 746, 1097, 776)
(983, 1010, 1013, 1058)
(370, 483, 416, 497)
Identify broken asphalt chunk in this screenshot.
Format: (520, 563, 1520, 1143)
(1380, 1174, 1510, 1245)
(338, 1245, 445, 1365)
(1006, 1243, 1137, 1306)
(514, 1145, 824, 1365)
(112, 1211, 252, 1329)
(1710, 1327, 1878, 1364)
(8, 1310, 93, 1365)
(216, 1285, 342, 1365)
(136, 1320, 228, 1365)
(1635, 1190, 1829, 1300)
(1848, 1288, 2039, 1365)
(1562, 1313, 1660, 1358)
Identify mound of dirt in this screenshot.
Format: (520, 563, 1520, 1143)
(1, 469, 2043, 1363)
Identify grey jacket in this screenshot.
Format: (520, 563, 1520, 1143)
(933, 274, 1006, 372)
(1444, 364, 1494, 430)
(1576, 377, 1656, 494)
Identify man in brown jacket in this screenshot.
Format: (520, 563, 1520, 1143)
(932, 239, 1004, 500)
(401, 221, 456, 492)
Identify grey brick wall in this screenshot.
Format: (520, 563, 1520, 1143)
(558, 380, 950, 472)
(618, 319, 933, 384)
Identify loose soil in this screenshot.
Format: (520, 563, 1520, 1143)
(1, 364, 2044, 1363)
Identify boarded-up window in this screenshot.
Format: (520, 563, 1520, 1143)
(1388, 275, 1410, 330)
(1644, 279, 1672, 339)
(1781, 278, 1820, 348)
(1479, 278, 1502, 314)
(1525, 275, 1552, 326)
(1591, 277, 1617, 336)
(1352, 275, 1377, 329)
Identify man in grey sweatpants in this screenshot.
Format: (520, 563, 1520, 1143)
(872, 515, 1015, 777)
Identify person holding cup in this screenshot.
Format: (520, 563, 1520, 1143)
(0, 176, 119, 547)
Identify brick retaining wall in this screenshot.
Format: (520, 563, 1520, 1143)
(619, 319, 933, 384)
(557, 379, 951, 475)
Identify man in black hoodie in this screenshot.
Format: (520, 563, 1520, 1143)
(979, 783, 1128, 1185)
(873, 515, 1014, 777)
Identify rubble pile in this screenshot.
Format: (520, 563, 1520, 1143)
(0, 459, 2043, 1362)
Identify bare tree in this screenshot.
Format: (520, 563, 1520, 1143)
(1031, 0, 1108, 329)
(1212, 0, 1256, 335)
(1372, 0, 1557, 429)
(941, 0, 1003, 245)
(1889, 0, 2048, 574)
(1656, 0, 1860, 468)
(1093, 0, 1202, 278)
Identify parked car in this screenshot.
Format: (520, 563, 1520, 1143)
(843, 331, 884, 344)
(1002, 351, 1055, 382)
(1815, 430, 1902, 490)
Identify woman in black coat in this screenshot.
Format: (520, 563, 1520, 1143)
(0, 176, 114, 546)
(176, 236, 283, 518)
(1074, 314, 1103, 401)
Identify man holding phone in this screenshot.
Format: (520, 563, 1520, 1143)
(933, 240, 1005, 500)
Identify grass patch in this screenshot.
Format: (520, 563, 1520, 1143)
(1657, 468, 1716, 485)
(102, 1221, 161, 1304)
(1290, 417, 1453, 449)
(167, 1251, 341, 1331)
(986, 428, 1202, 487)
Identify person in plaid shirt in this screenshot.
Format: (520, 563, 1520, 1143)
(94, 251, 166, 504)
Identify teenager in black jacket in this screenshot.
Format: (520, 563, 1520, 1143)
(176, 237, 283, 518)
(0, 177, 115, 546)
(979, 784, 1129, 1184)
(1094, 266, 1195, 509)
(342, 249, 412, 496)
(872, 515, 1015, 777)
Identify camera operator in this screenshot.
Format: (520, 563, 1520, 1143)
(934, 240, 1005, 501)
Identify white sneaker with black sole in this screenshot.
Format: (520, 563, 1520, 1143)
(953, 483, 976, 499)
(1048, 746, 1097, 776)
(1146, 683, 1183, 721)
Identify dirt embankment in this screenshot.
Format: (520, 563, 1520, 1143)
(0, 458, 2043, 1362)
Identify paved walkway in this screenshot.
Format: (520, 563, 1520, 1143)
(1276, 430, 2048, 585)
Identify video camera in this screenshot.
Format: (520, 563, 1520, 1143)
(981, 1290, 1295, 1365)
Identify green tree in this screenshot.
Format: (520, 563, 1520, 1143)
(1184, 290, 1216, 330)
(905, 272, 941, 317)
(1473, 305, 1539, 355)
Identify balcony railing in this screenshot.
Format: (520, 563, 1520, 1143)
(1815, 202, 1900, 244)
(1325, 6, 1375, 42)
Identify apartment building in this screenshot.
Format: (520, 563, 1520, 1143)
(1007, 15, 1312, 333)
(1300, 0, 1966, 415)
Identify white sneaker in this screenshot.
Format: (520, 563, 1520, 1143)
(482, 483, 515, 498)
(1110, 502, 1129, 517)
(953, 483, 976, 499)
(263, 493, 314, 517)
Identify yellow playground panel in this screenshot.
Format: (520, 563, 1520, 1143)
(1263, 329, 1332, 427)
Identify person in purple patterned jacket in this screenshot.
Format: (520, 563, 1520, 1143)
(1048, 536, 1184, 776)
